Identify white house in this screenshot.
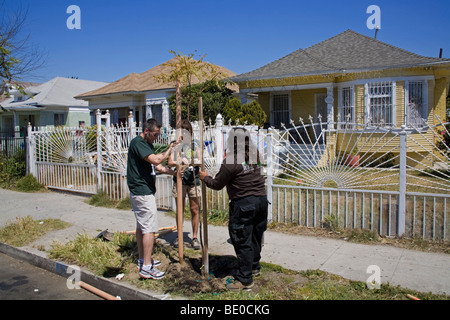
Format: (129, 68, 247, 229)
(0, 77, 109, 135)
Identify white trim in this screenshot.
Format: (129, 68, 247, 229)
(241, 83, 334, 94)
(338, 85, 355, 125)
(68, 107, 90, 112)
(336, 75, 434, 88)
(365, 81, 396, 127)
(404, 80, 428, 126)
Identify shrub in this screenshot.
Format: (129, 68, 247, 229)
(15, 174, 45, 192)
(0, 149, 26, 188)
(223, 98, 267, 127)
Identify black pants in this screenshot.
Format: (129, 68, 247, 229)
(228, 195, 268, 285)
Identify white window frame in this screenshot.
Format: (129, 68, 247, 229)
(338, 86, 355, 128)
(405, 80, 428, 127)
(270, 91, 291, 127)
(365, 81, 396, 127)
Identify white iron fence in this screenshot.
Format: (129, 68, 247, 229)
(26, 110, 450, 240)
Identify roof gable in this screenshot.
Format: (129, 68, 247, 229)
(233, 30, 450, 81)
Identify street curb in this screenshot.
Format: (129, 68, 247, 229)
(0, 242, 163, 300)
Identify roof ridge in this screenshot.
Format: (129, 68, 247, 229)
(303, 29, 353, 51)
(333, 29, 447, 62)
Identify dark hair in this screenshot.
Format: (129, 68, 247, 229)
(180, 119, 193, 135)
(142, 118, 161, 132)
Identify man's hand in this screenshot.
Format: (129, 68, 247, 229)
(199, 170, 208, 181)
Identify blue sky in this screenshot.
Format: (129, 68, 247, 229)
(10, 0, 450, 84)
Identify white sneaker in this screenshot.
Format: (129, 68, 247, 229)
(139, 264, 165, 280)
(137, 258, 161, 271)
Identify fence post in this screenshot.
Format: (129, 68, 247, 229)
(96, 109, 102, 192)
(128, 111, 135, 139)
(398, 126, 407, 236)
(26, 123, 35, 176)
(266, 128, 273, 222)
(215, 114, 224, 170)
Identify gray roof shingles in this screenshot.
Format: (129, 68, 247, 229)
(232, 30, 450, 82)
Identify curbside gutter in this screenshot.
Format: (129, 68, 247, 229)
(0, 242, 165, 300)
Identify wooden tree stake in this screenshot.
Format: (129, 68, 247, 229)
(175, 76, 184, 264)
(199, 96, 209, 275)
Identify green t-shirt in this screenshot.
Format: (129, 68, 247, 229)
(127, 135, 156, 195)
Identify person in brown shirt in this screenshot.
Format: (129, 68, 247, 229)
(199, 127, 268, 291)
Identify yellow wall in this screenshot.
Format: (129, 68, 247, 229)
(291, 88, 327, 121)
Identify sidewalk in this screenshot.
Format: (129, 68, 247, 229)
(0, 188, 449, 298)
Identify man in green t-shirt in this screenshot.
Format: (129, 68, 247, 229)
(127, 118, 177, 280)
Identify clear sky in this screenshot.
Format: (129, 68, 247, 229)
(8, 0, 450, 84)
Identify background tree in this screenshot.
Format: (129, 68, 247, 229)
(223, 98, 267, 127)
(167, 79, 234, 126)
(154, 50, 230, 128)
(0, 2, 46, 107)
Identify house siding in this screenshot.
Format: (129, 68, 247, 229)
(292, 88, 326, 121)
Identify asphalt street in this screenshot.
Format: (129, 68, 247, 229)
(0, 252, 102, 300)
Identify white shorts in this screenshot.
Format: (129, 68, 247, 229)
(130, 193, 158, 234)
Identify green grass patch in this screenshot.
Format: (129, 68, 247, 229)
(0, 216, 71, 247)
(48, 232, 136, 276)
(86, 191, 132, 211)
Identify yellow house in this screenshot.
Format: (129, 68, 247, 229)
(232, 30, 450, 166)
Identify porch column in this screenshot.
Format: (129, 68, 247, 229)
(162, 100, 170, 128)
(326, 86, 335, 129)
(145, 104, 152, 120)
(13, 111, 19, 136)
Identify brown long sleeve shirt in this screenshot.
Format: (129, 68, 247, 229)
(203, 163, 266, 200)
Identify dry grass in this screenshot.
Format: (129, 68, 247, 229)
(0, 216, 71, 247)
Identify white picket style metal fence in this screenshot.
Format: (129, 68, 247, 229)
(26, 109, 450, 241)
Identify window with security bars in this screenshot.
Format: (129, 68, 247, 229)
(406, 81, 426, 127)
(339, 86, 354, 128)
(366, 82, 394, 127)
(271, 93, 290, 126)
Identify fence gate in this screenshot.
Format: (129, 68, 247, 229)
(28, 125, 98, 194)
(27, 111, 175, 209)
(267, 115, 450, 240)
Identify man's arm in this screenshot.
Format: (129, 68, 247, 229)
(155, 163, 176, 176)
(145, 143, 175, 166)
(199, 165, 231, 190)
